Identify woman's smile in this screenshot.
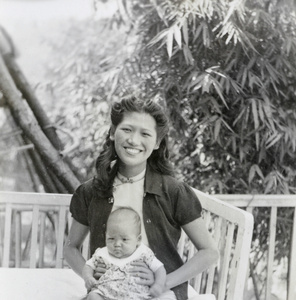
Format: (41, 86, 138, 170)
(124, 147, 142, 155)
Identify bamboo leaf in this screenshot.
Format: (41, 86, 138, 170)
(233, 106, 246, 126)
(166, 30, 173, 58)
(209, 97, 222, 114)
(262, 100, 276, 131)
(147, 28, 170, 47)
(174, 26, 182, 49)
(266, 133, 283, 149)
(188, 73, 206, 89)
(251, 98, 260, 150)
(264, 175, 275, 194)
(258, 100, 265, 123)
(202, 22, 210, 47)
(182, 18, 189, 45)
(254, 164, 264, 180)
(212, 79, 228, 108)
(225, 59, 236, 72)
(241, 68, 247, 88)
(202, 74, 211, 93)
(225, 77, 230, 94)
(266, 63, 279, 83)
(247, 56, 256, 70)
(248, 164, 256, 184)
(225, 25, 235, 45)
(151, 0, 168, 25)
(232, 136, 237, 152)
(182, 44, 194, 65)
(193, 23, 203, 42)
(230, 78, 242, 93)
(239, 146, 245, 162)
(223, 0, 245, 25)
(266, 131, 279, 145)
(214, 118, 222, 141)
(221, 118, 235, 133)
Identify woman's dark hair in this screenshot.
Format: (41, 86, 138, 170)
(94, 96, 174, 197)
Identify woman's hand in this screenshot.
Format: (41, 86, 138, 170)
(84, 276, 98, 292)
(93, 262, 107, 280)
(130, 261, 155, 286)
(82, 264, 100, 293)
(149, 283, 164, 298)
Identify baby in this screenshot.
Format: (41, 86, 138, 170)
(82, 207, 166, 300)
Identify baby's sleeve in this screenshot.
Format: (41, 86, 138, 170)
(85, 257, 96, 270)
(149, 256, 164, 272)
(85, 248, 104, 270)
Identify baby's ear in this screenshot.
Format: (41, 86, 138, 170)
(137, 234, 142, 245)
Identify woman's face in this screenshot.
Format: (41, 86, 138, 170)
(111, 112, 159, 176)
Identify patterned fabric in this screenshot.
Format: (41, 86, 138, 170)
(89, 245, 159, 300)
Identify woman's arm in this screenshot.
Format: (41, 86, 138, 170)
(149, 265, 167, 297)
(165, 217, 219, 291)
(82, 264, 98, 292)
(63, 218, 89, 277)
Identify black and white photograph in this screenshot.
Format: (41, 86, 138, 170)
(0, 1, 295, 299)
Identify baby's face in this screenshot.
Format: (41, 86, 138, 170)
(106, 219, 140, 258)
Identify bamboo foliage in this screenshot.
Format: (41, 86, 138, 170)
(99, 0, 296, 196)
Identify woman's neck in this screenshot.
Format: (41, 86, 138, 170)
(118, 164, 147, 178)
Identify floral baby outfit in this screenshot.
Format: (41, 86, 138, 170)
(86, 243, 163, 300)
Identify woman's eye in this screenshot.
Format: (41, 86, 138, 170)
(142, 132, 151, 137)
(122, 128, 131, 132)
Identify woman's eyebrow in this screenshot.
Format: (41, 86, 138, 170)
(121, 123, 154, 132)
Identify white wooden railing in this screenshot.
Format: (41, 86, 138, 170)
(216, 194, 296, 300)
(0, 191, 254, 300)
(1, 192, 295, 299)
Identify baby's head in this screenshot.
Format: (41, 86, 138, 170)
(106, 207, 141, 258)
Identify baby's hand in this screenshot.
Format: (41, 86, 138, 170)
(149, 283, 164, 298)
(93, 262, 107, 280)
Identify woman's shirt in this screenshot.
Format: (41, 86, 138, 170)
(112, 169, 149, 246)
(70, 165, 202, 300)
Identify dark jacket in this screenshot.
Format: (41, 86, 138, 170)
(70, 165, 202, 300)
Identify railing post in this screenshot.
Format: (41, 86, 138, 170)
(15, 211, 22, 267)
(2, 203, 12, 267)
(38, 212, 46, 268)
(56, 205, 67, 268)
(266, 206, 277, 300)
(244, 207, 253, 299)
(288, 206, 296, 300)
(30, 204, 39, 268)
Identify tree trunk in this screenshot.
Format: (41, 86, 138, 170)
(3, 54, 85, 182)
(28, 146, 60, 193)
(0, 54, 80, 193)
(3, 54, 63, 150)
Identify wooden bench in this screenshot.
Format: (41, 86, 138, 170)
(0, 190, 253, 300)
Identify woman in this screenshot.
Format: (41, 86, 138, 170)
(64, 96, 219, 300)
